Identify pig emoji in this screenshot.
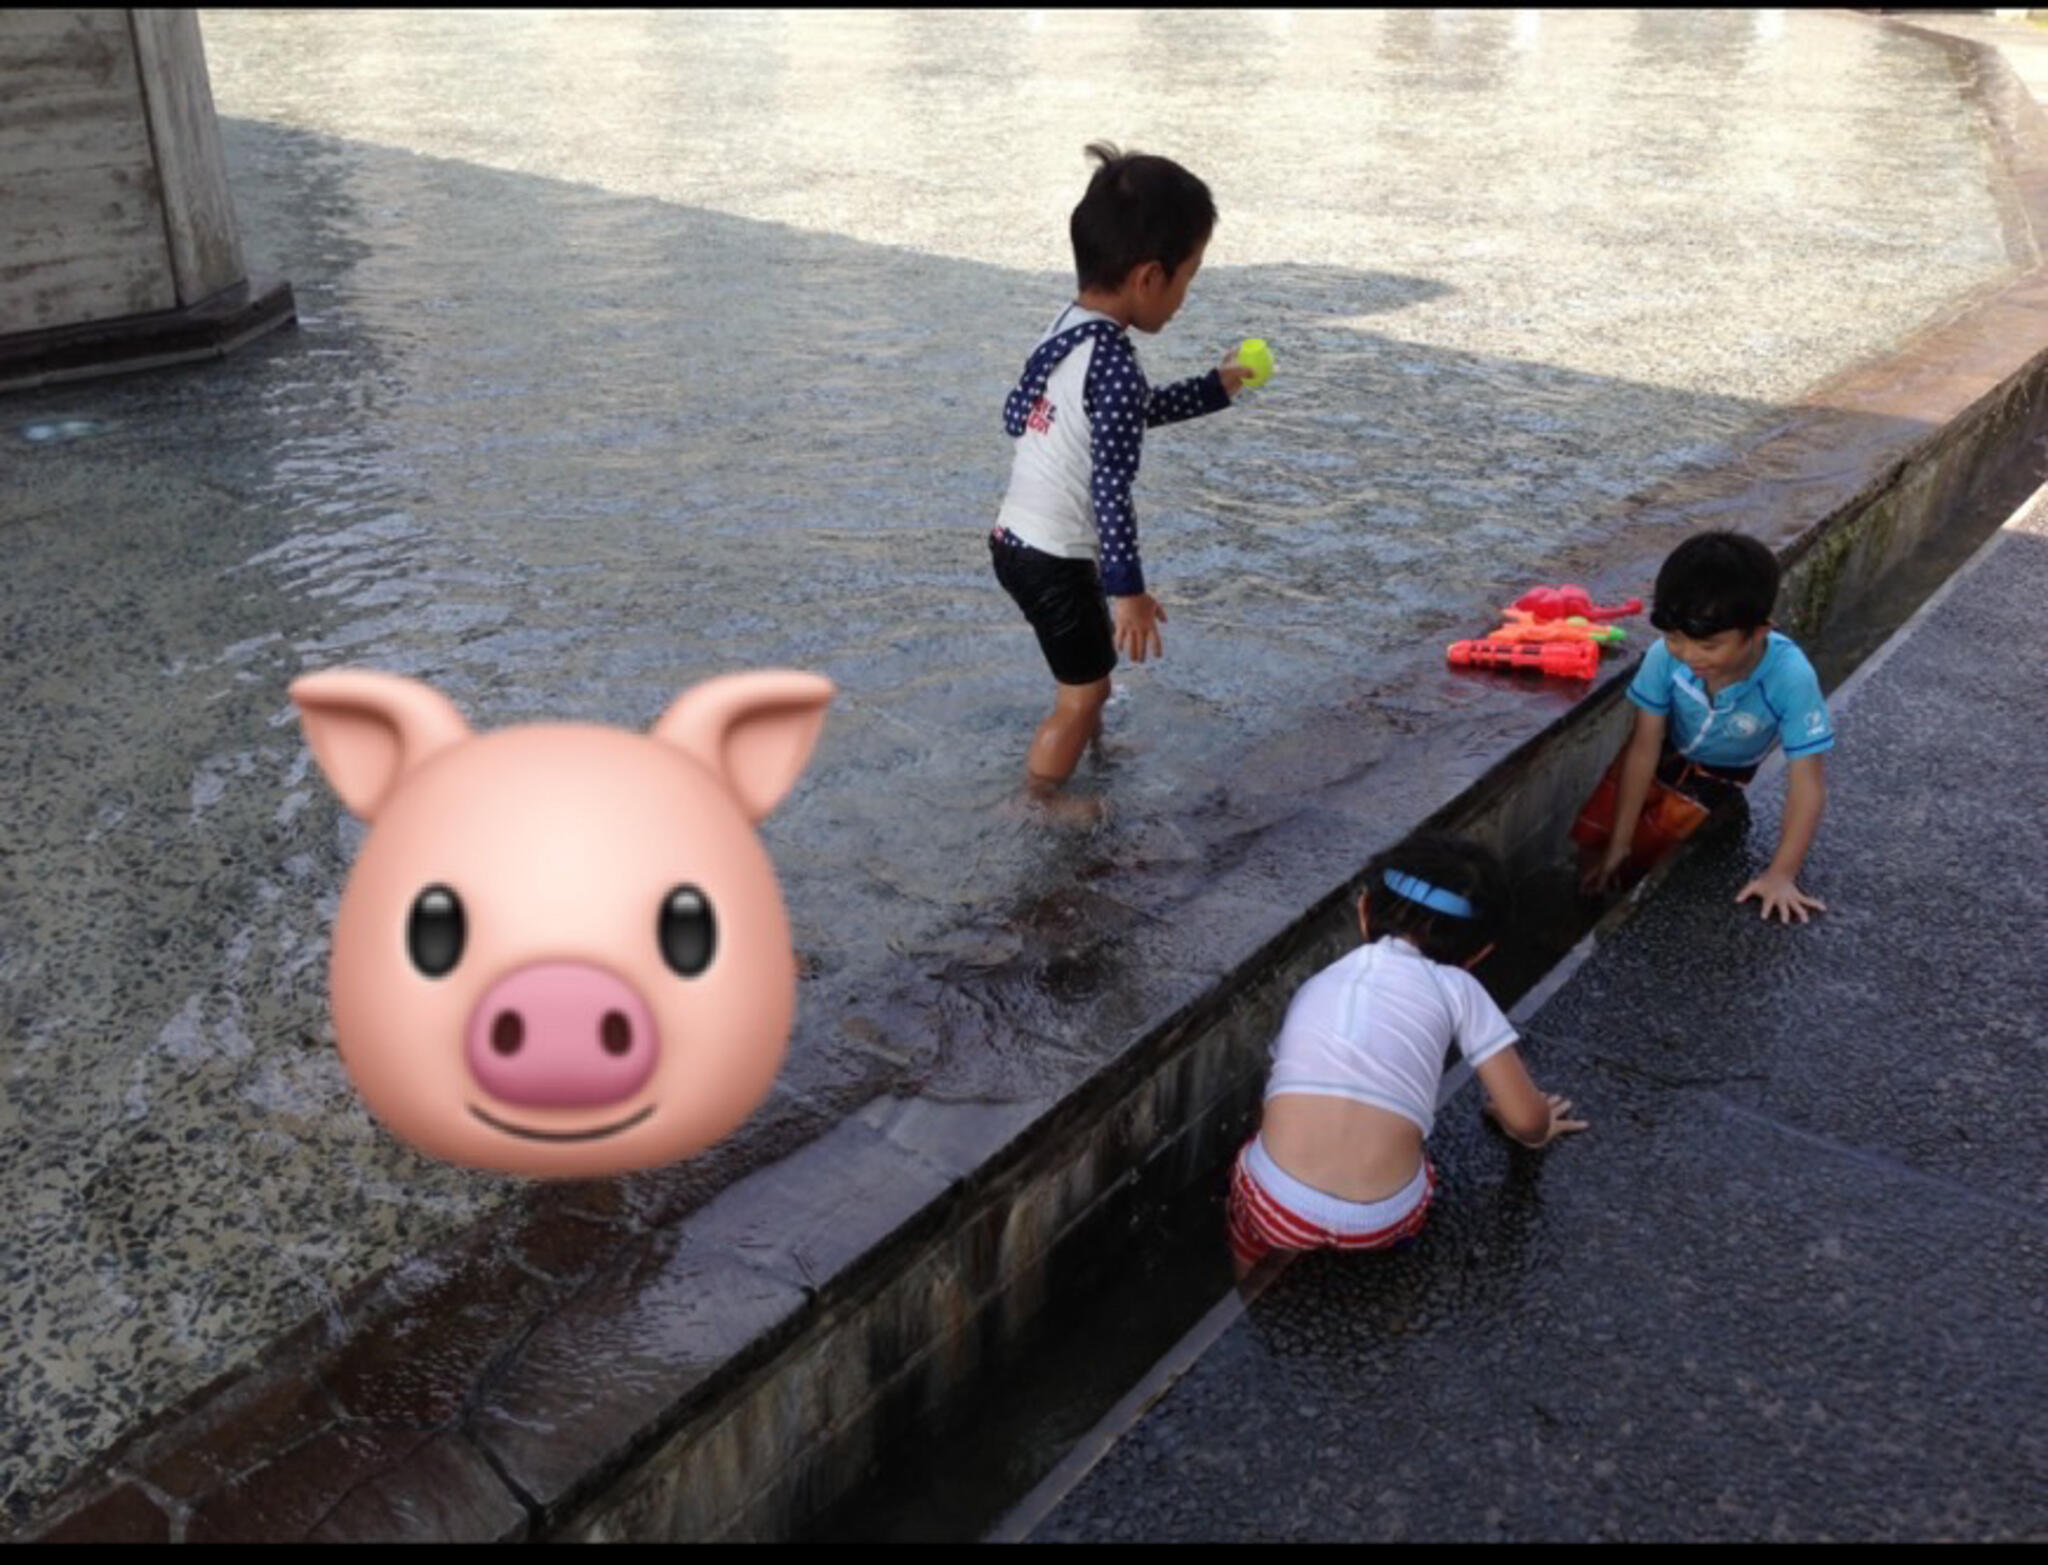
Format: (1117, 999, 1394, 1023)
(289, 668, 833, 1179)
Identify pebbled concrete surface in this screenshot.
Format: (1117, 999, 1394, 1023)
(1026, 496, 2048, 1542)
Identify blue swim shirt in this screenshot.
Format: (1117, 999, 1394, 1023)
(1627, 631, 1835, 770)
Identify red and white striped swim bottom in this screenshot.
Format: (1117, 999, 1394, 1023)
(1227, 1134, 1435, 1273)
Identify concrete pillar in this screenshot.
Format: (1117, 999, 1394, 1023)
(0, 9, 294, 392)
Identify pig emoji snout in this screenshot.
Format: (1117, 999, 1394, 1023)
(465, 961, 662, 1113)
(289, 669, 833, 1178)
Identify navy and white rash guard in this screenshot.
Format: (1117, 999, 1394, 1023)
(995, 303, 1229, 597)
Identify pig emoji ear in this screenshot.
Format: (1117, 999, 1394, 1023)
(651, 671, 835, 823)
(289, 670, 474, 822)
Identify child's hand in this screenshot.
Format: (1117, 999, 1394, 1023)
(1219, 352, 1255, 399)
(1112, 593, 1167, 663)
(1485, 1093, 1589, 1149)
(1580, 845, 1629, 895)
(1736, 869, 1826, 924)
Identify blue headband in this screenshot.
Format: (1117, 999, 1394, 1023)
(1382, 870, 1476, 920)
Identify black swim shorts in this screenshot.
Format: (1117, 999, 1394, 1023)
(989, 527, 1117, 686)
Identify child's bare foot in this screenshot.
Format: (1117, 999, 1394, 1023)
(1020, 774, 1109, 826)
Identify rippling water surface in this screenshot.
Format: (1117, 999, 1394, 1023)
(0, 7, 2015, 1520)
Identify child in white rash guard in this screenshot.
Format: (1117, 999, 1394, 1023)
(1229, 834, 1588, 1280)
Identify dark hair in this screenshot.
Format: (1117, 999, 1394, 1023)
(1069, 141, 1217, 293)
(1649, 530, 1779, 638)
(1360, 833, 1511, 966)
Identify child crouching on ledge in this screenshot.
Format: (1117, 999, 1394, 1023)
(1228, 834, 1587, 1280)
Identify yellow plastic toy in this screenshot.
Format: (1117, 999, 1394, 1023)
(1235, 337, 1275, 391)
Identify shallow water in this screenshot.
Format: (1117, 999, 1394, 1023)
(0, 6, 2016, 1522)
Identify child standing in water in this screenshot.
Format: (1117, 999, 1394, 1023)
(990, 142, 1255, 800)
(1228, 834, 1587, 1280)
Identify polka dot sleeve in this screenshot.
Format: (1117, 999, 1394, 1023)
(1003, 364, 1042, 438)
(1145, 368, 1232, 428)
(1083, 329, 1150, 598)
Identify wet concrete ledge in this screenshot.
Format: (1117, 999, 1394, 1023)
(15, 14, 2048, 1545)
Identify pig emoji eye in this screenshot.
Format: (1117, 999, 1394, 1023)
(407, 885, 466, 977)
(659, 885, 716, 977)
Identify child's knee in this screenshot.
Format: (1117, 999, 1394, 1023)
(1054, 677, 1111, 715)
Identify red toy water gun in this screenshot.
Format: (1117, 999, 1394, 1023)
(1510, 585, 1643, 623)
(1446, 639, 1600, 680)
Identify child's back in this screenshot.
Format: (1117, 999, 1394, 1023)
(1260, 934, 1510, 1201)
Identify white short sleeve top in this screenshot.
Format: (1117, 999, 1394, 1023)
(1264, 936, 1519, 1137)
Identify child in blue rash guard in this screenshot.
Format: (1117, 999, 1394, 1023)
(990, 142, 1256, 799)
(1576, 529, 1836, 922)
(1229, 834, 1587, 1280)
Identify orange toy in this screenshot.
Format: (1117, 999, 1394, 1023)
(1487, 611, 1627, 648)
(1445, 639, 1600, 680)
